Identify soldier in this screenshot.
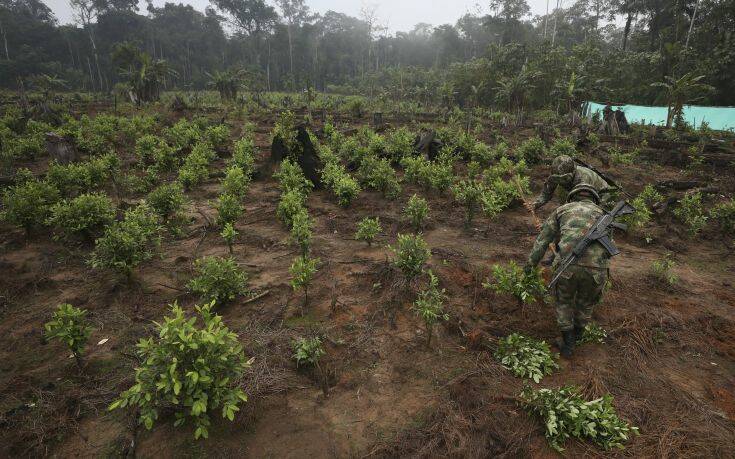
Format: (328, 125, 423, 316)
(525, 184, 611, 358)
(533, 155, 615, 210)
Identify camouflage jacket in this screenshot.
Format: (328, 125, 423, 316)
(535, 165, 613, 207)
(527, 199, 611, 270)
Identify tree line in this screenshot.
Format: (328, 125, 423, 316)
(0, 0, 732, 108)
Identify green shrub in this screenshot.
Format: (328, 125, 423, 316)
(710, 199, 735, 233)
(289, 255, 319, 305)
(4, 133, 44, 160)
(221, 222, 238, 254)
(466, 161, 482, 180)
(578, 323, 607, 344)
(452, 179, 484, 224)
(147, 182, 185, 222)
(651, 253, 678, 286)
(274, 158, 312, 195)
(548, 137, 578, 158)
(178, 142, 214, 190)
(109, 302, 250, 440)
(412, 270, 448, 347)
(47, 154, 119, 197)
(215, 193, 244, 227)
(357, 155, 401, 198)
(427, 156, 454, 193)
(188, 256, 248, 304)
(673, 192, 707, 237)
(404, 194, 429, 231)
(494, 333, 559, 382)
(623, 185, 662, 235)
(47, 192, 116, 241)
(1, 178, 60, 235)
(204, 124, 230, 151)
(44, 303, 93, 368)
(221, 166, 250, 199)
(385, 127, 415, 161)
(231, 136, 257, 176)
(46, 161, 94, 196)
(469, 142, 496, 165)
(290, 210, 313, 255)
(389, 233, 431, 280)
(89, 203, 162, 280)
(277, 190, 307, 228)
(484, 262, 546, 307)
(485, 157, 527, 181)
(639, 185, 663, 208)
(135, 135, 172, 167)
(355, 217, 381, 246)
(322, 162, 361, 207)
(292, 337, 325, 367)
(609, 146, 640, 165)
(516, 137, 545, 164)
(520, 385, 639, 452)
(272, 111, 299, 154)
(165, 118, 203, 150)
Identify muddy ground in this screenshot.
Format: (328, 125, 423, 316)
(1, 106, 734, 458)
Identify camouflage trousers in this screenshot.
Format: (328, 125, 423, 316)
(553, 265, 607, 331)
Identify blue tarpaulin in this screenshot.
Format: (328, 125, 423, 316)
(584, 102, 735, 132)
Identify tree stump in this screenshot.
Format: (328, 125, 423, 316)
(45, 132, 78, 164)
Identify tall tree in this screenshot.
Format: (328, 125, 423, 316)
(276, 0, 309, 81)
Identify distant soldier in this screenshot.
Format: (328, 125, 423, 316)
(533, 155, 616, 210)
(614, 108, 630, 134)
(525, 184, 612, 358)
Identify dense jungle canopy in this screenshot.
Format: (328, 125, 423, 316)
(0, 0, 733, 108)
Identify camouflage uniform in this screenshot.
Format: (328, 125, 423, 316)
(533, 157, 615, 210)
(527, 199, 610, 332)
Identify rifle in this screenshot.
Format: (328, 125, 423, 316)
(548, 200, 636, 289)
(573, 158, 627, 197)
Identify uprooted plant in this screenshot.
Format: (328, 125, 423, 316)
(519, 385, 639, 452)
(494, 333, 559, 383)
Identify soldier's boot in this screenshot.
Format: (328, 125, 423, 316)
(560, 330, 576, 359)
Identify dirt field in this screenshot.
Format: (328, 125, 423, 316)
(1, 107, 734, 458)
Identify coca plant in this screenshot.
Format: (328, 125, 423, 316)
(290, 255, 319, 307)
(44, 303, 93, 370)
(109, 302, 250, 440)
(89, 203, 162, 282)
(1, 176, 60, 237)
(355, 217, 381, 246)
(412, 270, 448, 347)
(389, 233, 431, 280)
(188, 256, 249, 305)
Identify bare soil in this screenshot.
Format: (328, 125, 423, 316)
(1, 109, 734, 458)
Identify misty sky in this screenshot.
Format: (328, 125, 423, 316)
(45, 0, 557, 32)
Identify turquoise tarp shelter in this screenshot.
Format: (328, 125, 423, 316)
(583, 102, 735, 132)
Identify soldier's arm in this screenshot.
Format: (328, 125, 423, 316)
(527, 212, 559, 267)
(533, 176, 556, 209)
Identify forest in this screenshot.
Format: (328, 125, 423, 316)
(1, 0, 735, 457)
(1, 0, 734, 107)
